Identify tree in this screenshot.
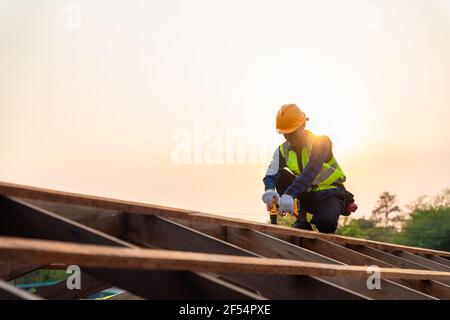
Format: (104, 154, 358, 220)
(406, 195, 433, 212)
(396, 207, 450, 251)
(397, 188, 450, 251)
(337, 218, 375, 239)
(339, 188, 450, 251)
(371, 192, 401, 227)
(406, 188, 450, 212)
(337, 218, 398, 243)
(431, 188, 450, 209)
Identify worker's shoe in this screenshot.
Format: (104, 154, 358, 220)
(292, 219, 313, 230)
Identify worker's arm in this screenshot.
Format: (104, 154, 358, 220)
(284, 136, 331, 198)
(263, 147, 286, 190)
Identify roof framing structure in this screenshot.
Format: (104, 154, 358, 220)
(0, 181, 449, 300)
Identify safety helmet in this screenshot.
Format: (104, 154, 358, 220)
(276, 104, 309, 134)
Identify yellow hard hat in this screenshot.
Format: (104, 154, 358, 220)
(276, 104, 309, 134)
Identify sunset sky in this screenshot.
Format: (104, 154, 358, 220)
(1, 0, 450, 222)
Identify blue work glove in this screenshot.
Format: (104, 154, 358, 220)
(262, 189, 280, 205)
(279, 194, 294, 215)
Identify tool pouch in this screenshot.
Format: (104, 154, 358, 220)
(335, 186, 355, 216)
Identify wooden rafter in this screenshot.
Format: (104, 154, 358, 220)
(0, 181, 449, 300)
(1, 181, 448, 258)
(1, 236, 449, 282)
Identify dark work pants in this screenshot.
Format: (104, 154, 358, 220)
(275, 169, 344, 234)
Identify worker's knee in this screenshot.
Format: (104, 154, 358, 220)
(311, 197, 343, 233)
(312, 212, 339, 233)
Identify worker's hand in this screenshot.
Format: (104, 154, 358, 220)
(279, 194, 294, 215)
(262, 189, 280, 205)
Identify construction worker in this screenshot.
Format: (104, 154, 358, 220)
(262, 104, 356, 233)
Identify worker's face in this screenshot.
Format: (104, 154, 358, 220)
(283, 125, 305, 147)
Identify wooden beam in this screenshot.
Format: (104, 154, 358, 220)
(125, 214, 256, 256)
(0, 261, 80, 301)
(0, 263, 112, 300)
(0, 250, 113, 300)
(419, 254, 450, 268)
(0, 203, 119, 284)
(2, 186, 448, 299)
(49, 207, 434, 300)
(1, 181, 448, 257)
(346, 244, 450, 299)
(215, 273, 363, 300)
(168, 219, 437, 299)
(347, 245, 428, 269)
(102, 211, 450, 299)
(123, 214, 366, 299)
(288, 236, 449, 299)
(347, 244, 450, 286)
(0, 196, 261, 299)
(224, 227, 440, 299)
(40, 205, 363, 299)
(44, 203, 449, 299)
(21, 199, 126, 237)
(33, 273, 111, 300)
(0, 196, 133, 248)
(387, 250, 450, 272)
(0, 261, 43, 281)
(295, 237, 393, 267)
(0, 279, 43, 300)
(1, 236, 449, 282)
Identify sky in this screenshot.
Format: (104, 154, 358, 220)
(1, 0, 450, 223)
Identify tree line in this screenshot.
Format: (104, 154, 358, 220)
(338, 188, 450, 251)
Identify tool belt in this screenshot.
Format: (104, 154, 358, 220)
(333, 184, 355, 216)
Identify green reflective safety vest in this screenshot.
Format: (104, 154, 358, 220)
(279, 130, 346, 192)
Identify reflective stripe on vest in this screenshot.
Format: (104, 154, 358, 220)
(279, 130, 346, 191)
